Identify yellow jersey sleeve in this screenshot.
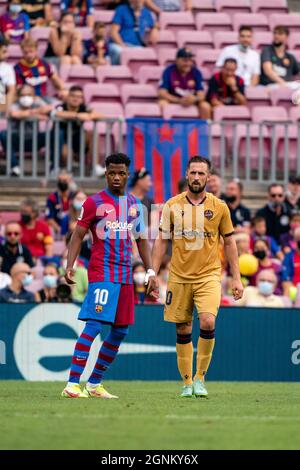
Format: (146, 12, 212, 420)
(159, 202, 174, 238)
(219, 203, 234, 238)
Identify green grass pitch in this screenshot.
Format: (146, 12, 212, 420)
(1, 381, 300, 450)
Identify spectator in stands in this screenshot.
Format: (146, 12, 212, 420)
(20, 198, 54, 258)
(133, 261, 154, 304)
(250, 216, 281, 259)
(234, 232, 251, 257)
(15, 38, 67, 101)
(284, 175, 300, 213)
(280, 212, 300, 254)
(0, 0, 30, 44)
(177, 177, 187, 193)
(83, 22, 110, 67)
(0, 37, 16, 115)
(206, 58, 247, 115)
(0, 262, 35, 303)
(45, 171, 76, 235)
(250, 238, 282, 291)
(109, 0, 159, 65)
(216, 26, 260, 88)
(256, 183, 291, 243)
(282, 227, 300, 295)
(61, 0, 94, 28)
(45, 13, 83, 67)
(224, 179, 251, 230)
(207, 169, 224, 199)
(0, 221, 34, 274)
(235, 269, 286, 308)
(158, 48, 210, 119)
(60, 189, 87, 235)
(0, 84, 52, 177)
(130, 168, 154, 226)
(35, 262, 59, 302)
(260, 25, 300, 88)
(22, 0, 53, 27)
(145, 0, 192, 15)
(51, 85, 103, 169)
(60, 248, 88, 302)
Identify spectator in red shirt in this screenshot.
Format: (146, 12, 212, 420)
(45, 171, 76, 235)
(282, 227, 300, 296)
(20, 198, 54, 258)
(14, 38, 67, 101)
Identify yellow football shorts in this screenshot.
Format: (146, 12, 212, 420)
(164, 279, 222, 323)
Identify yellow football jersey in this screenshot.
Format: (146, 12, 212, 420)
(159, 191, 234, 283)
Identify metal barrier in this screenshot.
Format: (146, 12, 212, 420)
(0, 117, 299, 183)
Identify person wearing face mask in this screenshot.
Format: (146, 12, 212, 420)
(133, 261, 154, 304)
(256, 183, 291, 243)
(224, 180, 251, 231)
(0, 262, 35, 303)
(35, 263, 59, 303)
(45, 171, 76, 235)
(0, 221, 33, 274)
(260, 25, 300, 88)
(249, 238, 282, 293)
(0, 0, 30, 44)
(61, 190, 87, 235)
(0, 84, 52, 177)
(282, 227, 300, 297)
(250, 216, 282, 259)
(235, 269, 286, 308)
(216, 25, 260, 87)
(20, 198, 54, 258)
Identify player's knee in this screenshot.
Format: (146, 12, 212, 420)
(111, 325, 129, 340)
(176, 322, 192, 335)
(199, 314, 215, 331)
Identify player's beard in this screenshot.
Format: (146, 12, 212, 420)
(188, 180, 207, 194)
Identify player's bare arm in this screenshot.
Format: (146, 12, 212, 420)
(135, 237, 158, 297)
(150, 231, 169, 297)
(223, 235, 244, 300)
(65, 224, 88, 285)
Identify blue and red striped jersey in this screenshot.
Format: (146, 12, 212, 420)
(77, 189, 145, 284)
(14, 59, 54, 97)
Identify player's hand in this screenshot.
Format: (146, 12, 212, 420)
(65, 267, 76, 285)
(232, 279, 244, 301)
(145, 270, 159, 299)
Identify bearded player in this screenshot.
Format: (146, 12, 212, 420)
(150, 156, 243, 398)
(61, 152, 156, 399)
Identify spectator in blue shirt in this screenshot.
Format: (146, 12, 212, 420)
(109, 0, 159, 65)
(0, 262, 35, 303)
(0, 0, 30, 44)
(158, 47, 210, 118)
(281, 227, 300, 296)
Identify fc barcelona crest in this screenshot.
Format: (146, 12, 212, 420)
(95, 305, 103, 312)
(204, 210, 213, 220)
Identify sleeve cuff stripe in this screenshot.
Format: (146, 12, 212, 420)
(224, 231, 235, 237)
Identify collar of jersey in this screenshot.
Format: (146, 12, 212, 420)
(185, 194, 207, 206)
(105, 188, 127, 200)
(20, 58, 39, 68)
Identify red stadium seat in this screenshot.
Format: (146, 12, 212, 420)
(252, 106, 289, 122)
(196, 49, 221, 76)
(215, 0, 251, 15)
(245, 86, 271, 111)
(7, 45, 22, 64)
(59, 64, 96, 84)
(235, 123, 271, 172)
(0, 212, 20, 226)
(162, 104, 199, 120)
(176, 31, 214, 53)
(269, 14, 300, 33)
(269, 87, 295, 111)
(290, 107, 300, 121)
(192, 0, 215, 14)
(154, 30, 177, 52)
(120, 48, 158, 75)
(96, 66, 134, 86)
(88, 102, 124, 118)
(92, 10, 114, 25)
(138, 66, 165, 86)
(84, 83, 120, 104)
(125, 103, 162, 118)
(77, 27, 93, 40)
(158, 48, 177, 66)
(196, 13, 232, 33)
(30, 27, 51, 50)
(213, 106, 251, 122)
(120, 84, 157, 105)
(213, 31, 239, 49)
(275, 124, 298, 171)
(252, 32, 273, 50)
(233, 13, 269, 32)
(159, 12, 195, 33)
(251, 0, 288, 16)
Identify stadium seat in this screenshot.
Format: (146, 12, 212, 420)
(252, 32, 273, 50)
(159, 12, 195, 33)
(269, 87, 295, 111)
(196, 13, 232, 33)
(176, 31, 214, 52)
(245, 86, 271, 111)
(289, 33, 300, 50)
(158, 48, 177, 67)
(7, 45, 22, 64)
(213, 106, 251, 122)
(251, 0, 288, 16)
(196, 49, 221, 76)
(192, 0, 215, 14)
(215, 0, 251, 15)
(120, 84, 157, 105)
(162, 104, 198, 120)
(92, 10, 114, 24)
(88, 102, 124, 118)
(137, 66, 165, 86)
(84, 83, 120, 104)
(290, 107, 300, 121)
(120, 48, 158, 75)
(269, 14, 300, 33)
(235, 123, 271, 173)
(59, 64, 96, 84)
(125, 103, 162, 118)
(213, 31, 239, 49)
(0, 211, 20, 226)
(30, 27, 51, 50)
(252, 106, 289, 122)
(96, 66, 134, 86)
(154, 30, 177, 52)
(233, 14, 269, 32)
(77, 27, 93, 40)
(209, 123, 230, 169)
(275, 124, 298, 172)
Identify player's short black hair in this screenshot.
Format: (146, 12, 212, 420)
(105, 153, 131, 168)
(187, 156, 211, 171)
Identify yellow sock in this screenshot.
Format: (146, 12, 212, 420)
(176, 341, 193, 386)
(194, 333, 215, 381)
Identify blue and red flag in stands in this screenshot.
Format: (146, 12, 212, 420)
(126, 118, 209, 203)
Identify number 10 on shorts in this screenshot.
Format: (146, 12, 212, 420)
(94, 288, 109, 305)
